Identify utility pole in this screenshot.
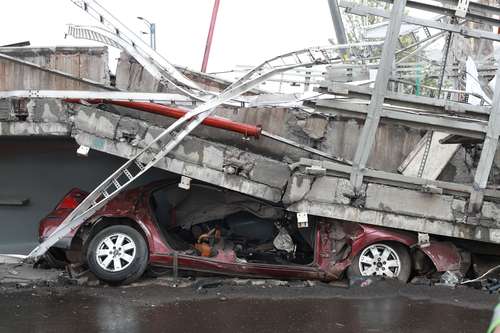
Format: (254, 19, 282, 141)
(201, 0, 221, 72)
(137, 16, 156, 50)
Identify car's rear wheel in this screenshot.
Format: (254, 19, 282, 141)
(348, 242, 411, 282)
(86, 225, 148, 284)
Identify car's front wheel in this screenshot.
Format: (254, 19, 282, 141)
(348, 242, 411, 282)
(86, 225, 148, 284)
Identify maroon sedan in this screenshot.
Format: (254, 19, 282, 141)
(39, 179, 462, 284)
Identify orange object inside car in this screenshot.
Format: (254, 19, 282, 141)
(195, 243, 213, 257)
(194, 227, 221, 257)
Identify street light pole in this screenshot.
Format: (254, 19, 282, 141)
(137, 16, 156, 50)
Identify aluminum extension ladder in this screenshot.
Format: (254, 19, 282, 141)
(27, 58, 325, 259)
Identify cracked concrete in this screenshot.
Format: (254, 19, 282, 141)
(71, 105, 290, 202)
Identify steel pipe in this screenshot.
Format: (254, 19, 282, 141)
(64, 99, 261, 138)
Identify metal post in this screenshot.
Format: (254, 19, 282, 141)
(437, 30, 453, 99)
(173, 251, 178, 279)
(304, 70, 311, 92)
(327, 0, 348, 45)
(468, 66, 500, 215)
(201, 0, 221, 73)
(418, 26, 453, 178)
(350, 0, 408, 192)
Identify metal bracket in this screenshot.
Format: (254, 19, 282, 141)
(465, 215, 480, 225)
(421, 184, 443, 195)
(455, 0, 470, 18)
(297, 212, 309, 228)
(178, 176, 192, 190)
(76, 145, 90, 157)
(305, 165, 327, 176)
(418, 233, 430, 248)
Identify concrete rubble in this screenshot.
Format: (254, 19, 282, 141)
(0, 264, 62, 286)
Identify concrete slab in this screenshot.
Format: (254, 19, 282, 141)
(285, 172, 500, 244)
(364, 184, 461, 221)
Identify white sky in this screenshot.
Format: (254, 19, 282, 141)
(1, 0, 336, 73)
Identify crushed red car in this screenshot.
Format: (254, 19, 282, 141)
(39, 179, 465, 284)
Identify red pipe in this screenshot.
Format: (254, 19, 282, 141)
(64, 99, 261, 138)
(201, 0, 221, 72)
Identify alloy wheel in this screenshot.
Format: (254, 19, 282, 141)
(358, 243, 401, 278)
(95, 233, 136, 272)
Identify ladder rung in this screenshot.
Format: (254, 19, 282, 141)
(264, 62, 273, 70)
(307, 49, 315, 62)
(103, 191, 110, 198)
(112, 179, 121, 189)
(293, 53, 302, 64)
(135, 161, 145, 170)
(123, 168, 133, 180)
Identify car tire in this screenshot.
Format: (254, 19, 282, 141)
(348, 242, 412, 282)
(86, 225, 148, 284)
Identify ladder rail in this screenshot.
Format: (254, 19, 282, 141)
(69, 1, 385, 105)
(70, 0, 201, 92)
(233, 47, 333, 87)
(67, 25, 213, 104)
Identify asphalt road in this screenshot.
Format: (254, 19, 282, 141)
(0, 277, 496, 333)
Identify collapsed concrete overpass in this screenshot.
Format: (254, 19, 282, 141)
(2, 93, 499, 245)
